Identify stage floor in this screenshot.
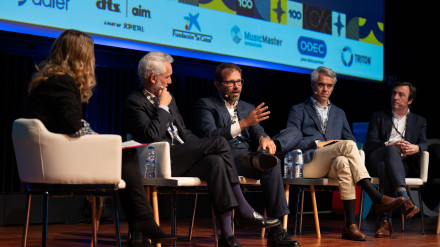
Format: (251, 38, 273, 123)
(0, 213, 439, 246)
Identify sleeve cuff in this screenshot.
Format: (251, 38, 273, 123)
(230, 121, 241, 138)
(158, 104, 170, 113)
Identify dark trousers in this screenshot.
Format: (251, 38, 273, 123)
(170, 136, 240, 214)
(119, 148, 154, 230)
(366, 145, 418, 196)
(231, 146, 289, 218)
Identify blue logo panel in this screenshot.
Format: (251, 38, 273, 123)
(297, 36, 326, 58)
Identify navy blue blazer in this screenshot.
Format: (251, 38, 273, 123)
(193, 94, 267, 154)
(286, 98, 355, 164)
(363, 110, 427, 157)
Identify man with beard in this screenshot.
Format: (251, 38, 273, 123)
(124, 53, 280, 247)
(193, 63, 300, 247)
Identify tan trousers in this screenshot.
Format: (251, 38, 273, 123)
(303, 140, 370, 200)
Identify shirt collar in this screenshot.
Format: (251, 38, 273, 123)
(310, 96, 331, 109)
(392, 108, 410, 119)
(142, 88, 156, 98)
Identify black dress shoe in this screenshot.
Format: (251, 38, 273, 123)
(131, 221, 177, 244)
(234, 211, 280, 229)
(239, 150, 279, 171)
(267, 226, 300, 246)
(218, 235, 242, 247)
(127, 231, 153, 247)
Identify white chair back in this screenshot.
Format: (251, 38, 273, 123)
(12, 118, 122, 185)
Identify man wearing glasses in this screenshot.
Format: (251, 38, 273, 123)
(193, 63, 299, 247)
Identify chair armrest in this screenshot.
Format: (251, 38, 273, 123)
(420, 151, 429, 183)
(139, 142, 171, 179)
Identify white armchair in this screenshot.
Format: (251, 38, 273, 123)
(134, 142, 213, 243)
(12, 118, 124, 247)
(284, 149, 364, 239)
(135, 141, 262, 244)
(359, 150, 429, 233)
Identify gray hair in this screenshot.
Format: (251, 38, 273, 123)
(311, 66, 337, 84)
(138, 51, 174, 83)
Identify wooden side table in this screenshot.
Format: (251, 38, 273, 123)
(143, 178, 178, 247)
(283, 178, 339, 238)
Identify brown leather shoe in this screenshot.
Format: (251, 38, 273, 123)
(374, 195, 405, 215)
(375, 219, 392, 238)
(401, 198, 420, 219)
(342, 224, 367, 241)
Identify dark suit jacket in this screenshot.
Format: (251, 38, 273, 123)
(193, 94, 267, 157)
(286, 98, 355, 164)
(124, 88, 198, 144)
(363, 110, 427, 156)
(27, 74, 83, 134)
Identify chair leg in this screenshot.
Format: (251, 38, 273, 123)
(299, 190, 304, 234)
(188, 193, 198, 241)
(150, 187, 162, 247)
(261, 209, 267, 238)
(22, 193, 32, 247)
(152, 187, 160, 225)
(358, 189, 364, 230)
(310, 185, 321, 239)
(90, 196, 104, 247)
(171, 189, 177, 247)
(91, 197, 98, 247)
(291, 186, 301, 236)
(232, 210, 235, 234)
(211, 205, 218, 247)
(42, 191, 49, 247)
(437, 207, 440, 235)
(401, 211, 405, 232)
(283, 184, 290, 230)
(418, 189, 425, 234)
(112, 191, 122, 247)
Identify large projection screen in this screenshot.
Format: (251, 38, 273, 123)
(0, 0, 384, 81)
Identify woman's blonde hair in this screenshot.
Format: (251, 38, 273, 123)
(29, 29, 96, 102)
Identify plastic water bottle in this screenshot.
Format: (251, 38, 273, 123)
(294, 150, 304, 178)
(283, 152, 293, 178)
(144, 146, 156, 178)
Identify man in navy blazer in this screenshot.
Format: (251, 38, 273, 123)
(193, 63, 299, 247)
(285, 66, 405, 241)
(364, 81, 427, 238)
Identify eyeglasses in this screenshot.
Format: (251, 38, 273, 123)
(221, 79, 244, 87)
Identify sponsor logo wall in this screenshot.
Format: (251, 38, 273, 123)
(0, 0, 383, 81)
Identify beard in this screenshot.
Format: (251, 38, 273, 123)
(225, 91, 240, 101)
(151, 82, 165, 95)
